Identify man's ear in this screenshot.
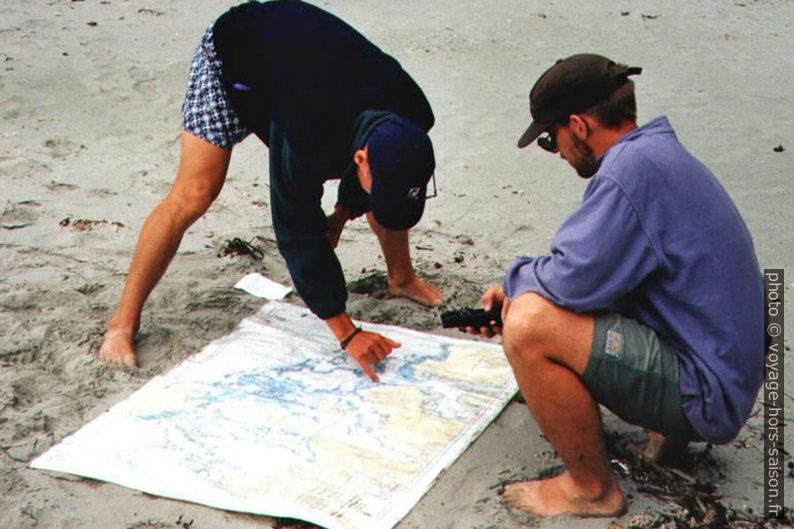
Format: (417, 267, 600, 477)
(353, 147, 368, 168)
(568, 114, 588, 140)
(354, 146, 372, 193)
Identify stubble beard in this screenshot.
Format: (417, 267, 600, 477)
(570, 135, 600, 178)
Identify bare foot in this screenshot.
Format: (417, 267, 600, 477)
(503, 472, 626, 518)
(388, 274, 442, 307)
(643, 431, 689, 463)
(97, 328, 138, 367)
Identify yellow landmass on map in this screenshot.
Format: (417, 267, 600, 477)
(414, 343, 511, 387)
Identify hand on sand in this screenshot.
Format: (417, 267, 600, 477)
(97, 328, 138, 367)
(388, 275, 442, 307)
(502, 472, 626, 518)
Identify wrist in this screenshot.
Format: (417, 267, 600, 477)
(324, 311, 356, 342)
(339, 326, 362, 349)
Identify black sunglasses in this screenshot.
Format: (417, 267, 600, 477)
(537, 132, 557, 152)
(538, 117, 591, 152)
(425, 172, 437, 199)
(538, 122, 566, 152)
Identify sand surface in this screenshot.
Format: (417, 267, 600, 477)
(1, 1, 793, 528)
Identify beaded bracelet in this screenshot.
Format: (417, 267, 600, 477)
(339, 326, 362, 349)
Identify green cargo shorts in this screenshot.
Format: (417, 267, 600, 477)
(581, 313, 697, 441)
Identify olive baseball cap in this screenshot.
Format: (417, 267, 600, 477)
(517, 53, 642, 148)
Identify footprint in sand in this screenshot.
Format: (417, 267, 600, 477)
(45, 181, 78, 192)
(0, 156, 53, 182)
(42, 138, 86, 159)
(0, 200, 41, 230)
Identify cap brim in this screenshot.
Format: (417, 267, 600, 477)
(369, 172, 427, 231)
(517, 121, 546, 149)
(371, 194, 426, 231)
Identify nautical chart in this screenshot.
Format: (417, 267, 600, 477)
(32, 301, 517, 529)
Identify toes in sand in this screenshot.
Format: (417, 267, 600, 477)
(97, 329, 138, 367)
(388, 276, 442, 307)
(502, 473, 626, 518)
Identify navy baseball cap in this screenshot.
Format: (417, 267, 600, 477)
(517, 54, 642, 148)
(367, 116, 435, 230)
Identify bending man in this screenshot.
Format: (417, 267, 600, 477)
(99, 0, 442, 381)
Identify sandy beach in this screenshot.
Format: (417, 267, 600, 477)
(1, 1, 793, 528)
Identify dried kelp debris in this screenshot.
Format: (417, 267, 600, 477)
(605, 432, 793, 529)
(217, 237, 264, 260)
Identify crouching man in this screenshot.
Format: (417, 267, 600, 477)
(470, 54, 764, 517)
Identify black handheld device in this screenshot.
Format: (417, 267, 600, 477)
(440, 307, 503, 329)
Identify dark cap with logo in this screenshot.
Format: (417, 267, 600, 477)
(367, 116, 435, 230)
(517, 53, 642, 148)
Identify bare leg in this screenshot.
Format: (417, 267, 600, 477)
(500, 292, 626, 517)
(365, 212, 441, 306)
(98, 133, 231, 366)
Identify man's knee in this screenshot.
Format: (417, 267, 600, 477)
(502, 292, 594, 373)
(502, 292, 558, 361)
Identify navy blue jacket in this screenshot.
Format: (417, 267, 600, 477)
(211, 0, 434, 318)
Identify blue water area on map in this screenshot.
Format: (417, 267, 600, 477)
(393, 344, 452, 383)
(131, 335, 481, 474)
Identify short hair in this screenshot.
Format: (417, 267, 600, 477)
(583, 80, 637, 129)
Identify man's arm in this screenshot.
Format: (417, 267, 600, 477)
(268, 126, 402, 381)
(504, 177, 660, 311)
(324, 311, 399, 383)
(279, 202, 401, 382)
(98, 133, 231, 366)
(325, 203, 351, 249)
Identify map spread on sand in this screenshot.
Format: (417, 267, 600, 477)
(31, 302, 517, 529)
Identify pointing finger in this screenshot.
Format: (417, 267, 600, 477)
(358, 357, 379, 383)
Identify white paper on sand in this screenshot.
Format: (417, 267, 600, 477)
(31, 301, 517, 529)
(234, 272, 292, 299)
